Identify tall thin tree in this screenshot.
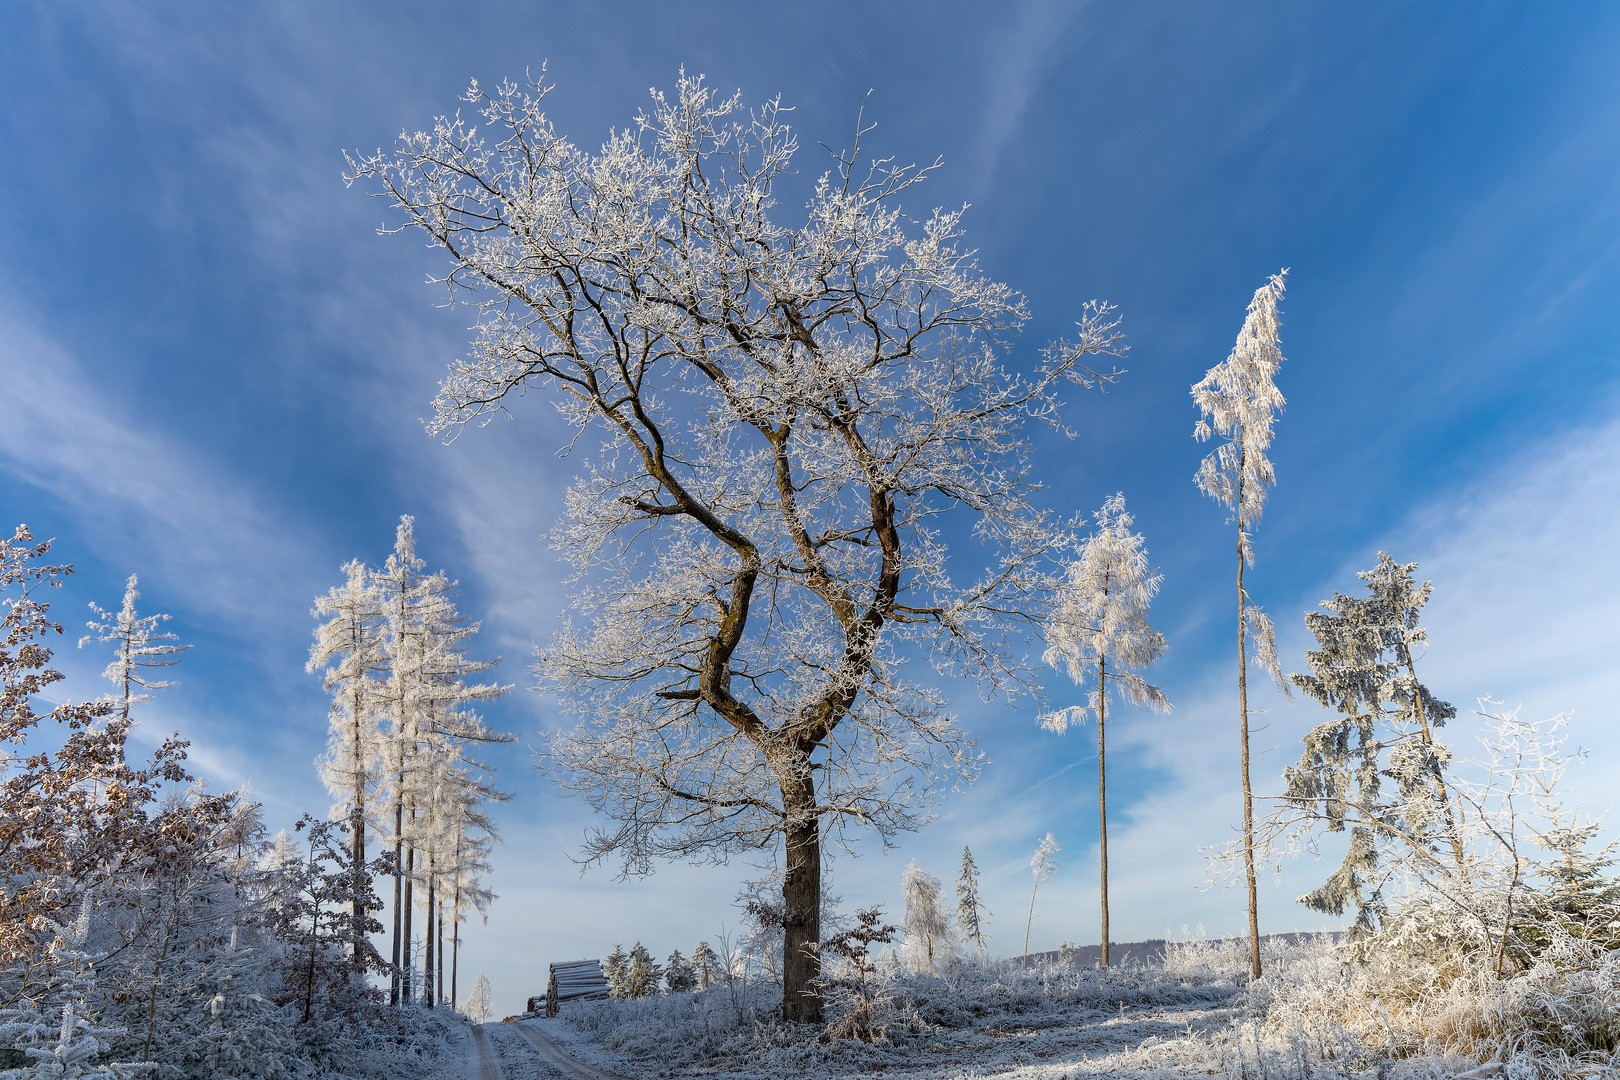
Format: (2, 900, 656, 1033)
(1023, 832, 1060, 959)
(1041, 493, 1169, 966)
(308, 559, 387, 970)
(1191, 269, 1293, 980)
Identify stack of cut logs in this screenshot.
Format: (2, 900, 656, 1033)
(546, 959, 610, 1017)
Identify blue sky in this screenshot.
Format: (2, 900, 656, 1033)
(3, 2, 1619, 1015)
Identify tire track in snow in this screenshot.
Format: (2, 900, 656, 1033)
(470, 1023, 504, 1080)
(511, 1021, 634, 1080)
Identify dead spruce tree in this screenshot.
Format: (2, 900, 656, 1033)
(1041, 493, 1168, 967)
(1192, 270, 1291, 980)
(348, 74, 1125, 1021)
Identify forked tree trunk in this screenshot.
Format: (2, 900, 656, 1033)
(780, 772, 822, 1024)
(402, 844, 415, 1002)
(1098, 658, 1110, 968)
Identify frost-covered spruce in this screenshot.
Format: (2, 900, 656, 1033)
(1041, 493, 1169, 966)
(350, 73, 1130, 1025)
(624, 943, 661, 998)
(956, 846, 991, 959)
(602, 943, 629, 998)
(901, 862, 954, 971)
(689, 941, 722, 989)
(663, 949, 697, 994)
(1192, 269, 1292, 980)
(1283, 553, 1464, 934)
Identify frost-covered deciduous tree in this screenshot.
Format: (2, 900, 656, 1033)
(901, 862, 954, 971)
(1281, 553, 1463, 936)
(1191, 270, 1291, 980)
(1041, 493, 1168, 967)
(308, 559, 386, 969)
(1023, 833, 1060, 958)
(367, 517, 510, 1008)
(80, 573, 190, 725)
(463, 973, 492, 1024)
(956, 846, 990, 959)
(348, 71, 1126, 1025)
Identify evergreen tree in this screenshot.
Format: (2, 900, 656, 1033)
(901, 862, 954, 971)
(1023, 833, 1060, 958)
(624, 943, 660, 998)
(1534, 817, 1620, 947)
(1191, 269, 1292, 980)
(1284, 554, 1461, 935)
(1041, 493, 1169, 967)
(602, 943, 629, 998)
(689, 941, 722, 990)
(663, 949, 696, 993)
(955, 846, 990, 959)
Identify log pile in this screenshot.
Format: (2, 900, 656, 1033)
(545, 959, 609, 1017)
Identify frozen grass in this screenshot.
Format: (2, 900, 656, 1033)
(539, 930, 1620, 1079)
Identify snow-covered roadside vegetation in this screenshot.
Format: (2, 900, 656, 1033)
(549, 929, 1618, 1079)
(1, 526, 496, 1078)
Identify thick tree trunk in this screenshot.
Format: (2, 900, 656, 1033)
(1098, 659, 1109, 968)
(1238, 538, 1262, 982)
(780, 774, 822, 1024)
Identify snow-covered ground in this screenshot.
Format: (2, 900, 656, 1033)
(487, 933, 1620, 1080)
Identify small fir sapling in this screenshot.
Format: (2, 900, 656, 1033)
(602, 943, 629, 998)
(1024, 833, 1061, 958)
(1041, 493, 1169, 967)
(624, 943, 660, 998)
(1282, 553, 1464, 937)
(463, 973, 492, 1024)
(901, 862, 954, 972)
(689, 941, 722, 989)
(956, 846, 991, 959)
(1191, 269, 1292, 980)
(0, 892, 135, 1080)
(663, 950, 697, 993)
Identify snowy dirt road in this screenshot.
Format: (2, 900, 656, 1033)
(475, 1021, 633, 1080)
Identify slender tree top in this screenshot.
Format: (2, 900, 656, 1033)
(1192, 270, 1289, 554)
(80, 574, 190, 717)
(1031, 832, 1061, 886)
(1040, 493, 1170, 733)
